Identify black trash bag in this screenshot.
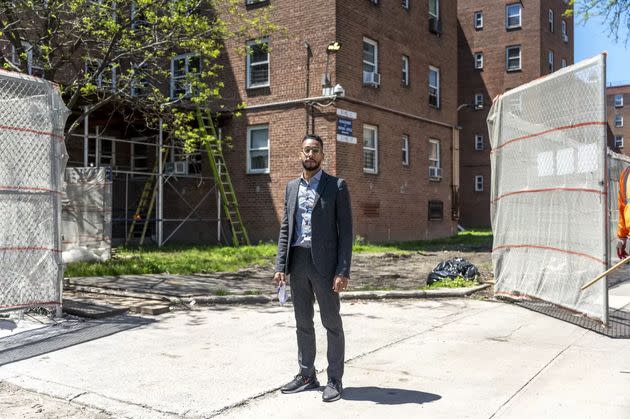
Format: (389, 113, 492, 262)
(427, 257, 479, 285)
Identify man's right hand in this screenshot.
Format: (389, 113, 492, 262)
(274, 272, 286, 286)
(617, 238, 628, 259)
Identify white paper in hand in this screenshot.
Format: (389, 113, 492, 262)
(277, 282, 288, 305)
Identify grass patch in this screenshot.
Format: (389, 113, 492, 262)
(420, 276, 480, 290)
(64, 229, 492, 277)
(214, 288, 231, 296)
(64, 244, 277, 277)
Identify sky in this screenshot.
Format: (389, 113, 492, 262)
(574, 14, 629, 85)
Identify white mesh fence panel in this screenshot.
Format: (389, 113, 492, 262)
(0, 70, 69, 311)
(62, 167, 113, 263)
(488, 55, 608, 320)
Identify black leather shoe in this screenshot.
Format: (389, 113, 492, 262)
(280, 374, 320, 394)
(322, 378, 342, 402)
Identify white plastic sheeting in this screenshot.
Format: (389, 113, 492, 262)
(0, 70, 69, 311)
(488, 54, 608, 321)
(62, 167, 112, 263)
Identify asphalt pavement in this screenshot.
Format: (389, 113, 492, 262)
(1, 296, 629, 418)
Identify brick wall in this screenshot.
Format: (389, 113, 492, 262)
(607, 85, 630, 152)
(457, 0, 574, 227)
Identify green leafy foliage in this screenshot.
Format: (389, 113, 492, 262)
(0, 0, 278, 146)
(567, 0, 630, 43)
(420, 276, 479, 290)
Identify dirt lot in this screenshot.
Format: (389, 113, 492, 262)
(349, 250, 492, 290)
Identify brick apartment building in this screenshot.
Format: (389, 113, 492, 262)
(213, 0, 460, 242)
(457, 0, 573, 227)
(607, 84, 630, 153)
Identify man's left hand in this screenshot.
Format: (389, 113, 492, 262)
(333, 275, 349, 293)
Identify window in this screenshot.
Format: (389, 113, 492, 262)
(85, 59, 117, 92)
(428, 200, 443, 221)
(562, 20, 568, 41)
(475, 134, 484, 150)
(615, 136, 624, 148)
(12, 42, 44, 78)
(363, 38, 378, 73)
(171, 145, 202, 175)
(506, 3, 521, 29)
(402, 0, 409, 9)
(428, 66, 440, 108)
(170, 53, 200, 98)
(474, 93, 484, 109)
(363, 125, 378, 173)
(506, 45, 521, 71)
(131, 1, 149, 30)
(363, 37, 379, 85)
(615, 94, 624, 107)
(474, 11, 483, 29)
(245, 0, 269, 5)
(428, 0, 441, 34)
(402, 55, 409, 86)
(88, 133, 116, 168)
(131, 140, 149, 175)
(548, 9, 554, 32)
(561, 59, 567, 68)
(429, 0, 439, 18)
(548, 50, 554, 73)
(429, 139, 441, 179)
(475, 175, 484, 192)
(246, 38, 269, 88)
(402, 135, 409, 166)
(247, 125, 270, 174)
(474, 52, 483, 69)
(616, 114, 624, 127)
(131, 63, 149, 97)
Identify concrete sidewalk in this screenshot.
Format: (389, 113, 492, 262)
(1, 297, 629, 418)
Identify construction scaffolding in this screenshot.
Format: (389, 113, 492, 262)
(72, 109, 246, 246)
(0, 70, 70, 313)
(489, 54, 609, 322)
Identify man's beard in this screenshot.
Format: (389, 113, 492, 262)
(302, 159, 320, 171)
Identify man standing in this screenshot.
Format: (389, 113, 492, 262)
(274, 134, 353, 403)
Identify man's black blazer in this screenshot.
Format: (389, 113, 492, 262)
(275, 170, 353, 281)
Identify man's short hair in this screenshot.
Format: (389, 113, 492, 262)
(303, 134, 324, 150)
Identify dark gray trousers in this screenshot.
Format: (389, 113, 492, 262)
(289, 246, 345, 381)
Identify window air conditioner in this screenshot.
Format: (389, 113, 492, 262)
(429, 167, 442, 179)
(173, 160, 188, 175)
(429, 17, 443, 34)
(165, 161, 188, 175)
(371, 0, 379, 4)
(562, 34, 568, 43)
(363, 71, 381, 87)
(475, 103, 484, 110)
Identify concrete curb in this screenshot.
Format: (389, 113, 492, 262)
(188, 284, 491, 305)
(66, 284, 491, 307)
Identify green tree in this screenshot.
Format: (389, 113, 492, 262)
(0, 0, 276, 143)
(570, 0, 630, 43)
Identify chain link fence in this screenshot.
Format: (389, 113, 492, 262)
(0, 70, 69, 312)
(488, 54, 608, 322)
